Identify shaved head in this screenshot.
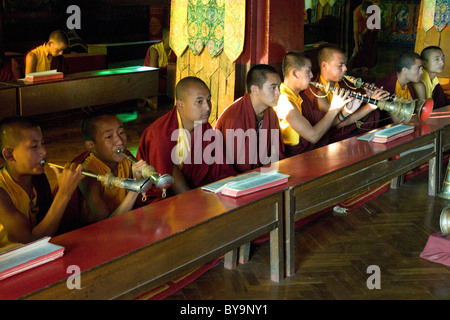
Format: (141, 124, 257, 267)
(175, 76, 209, 101)
(49, 30, 69, 46)
(318, 46, 345, 66)
(0, 116, 40, 158)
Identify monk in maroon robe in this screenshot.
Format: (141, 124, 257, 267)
(136, 77, 235, 205)
(274, 51, 352, 157)
(215, 64, 286, 173)
(305, 45, 385, 143)
(412, 46, 450, 109)
(376, 51, 422, 126)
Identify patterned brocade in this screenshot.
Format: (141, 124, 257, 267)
(170, 0, 245, 62)
(434, 0, 449, 32)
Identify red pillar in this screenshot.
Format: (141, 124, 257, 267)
(235, 0, 304, 96)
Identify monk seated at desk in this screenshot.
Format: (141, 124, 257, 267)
(274, 51, 352, 157)
(143, 27, 176, 101)
(0, 116, 83, 249)
(25, 30, 69, 76)
(215, 64, 286, 173)
(136, 76, 235, 204)
(376, 51, 424, 126)
(305, 45, 387, 143)
(58, 111, 147, 232)
(412, 46, 450, 109)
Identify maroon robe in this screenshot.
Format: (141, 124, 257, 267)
(375, 71, 417, 127)
(214, 93, 286, 173)
(431, 83, 450, 109)
(136, 107, 235, 205)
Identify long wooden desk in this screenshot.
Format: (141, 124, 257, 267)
(0, 185, 285, 300)
(14, 66, 159, 116)
(280, 108, 450, 277)
(87, 41, 158, 67)
(0, 84, 17, 118)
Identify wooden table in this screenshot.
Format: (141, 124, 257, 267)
(87, 41, 158, 67)
(15, 66, 159, 116)
(0, 83, 18, 118)
(280, 116, 448, 277)
(0, 185, 285, 300)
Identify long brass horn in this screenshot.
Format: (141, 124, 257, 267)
(310, 81, 415, 124)
(115, 148, 174, 190)
(343, 75, 434, 122)
(40, 159, 153, 193)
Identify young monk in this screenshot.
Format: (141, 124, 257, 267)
(77, 111, 147, 224)
(413, 46, 449, 109)
(376, 51, 425, 125)
(305, 45, 387, 142)
(0, 116, 83, 249)
(214, 64, 286, 173)
(137, 76, 235, 203)
(25, 30, 69, 75)
(275, 51, 351, 156)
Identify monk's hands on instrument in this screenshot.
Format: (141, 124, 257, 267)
(364, 87, 391, 109)
(329, 87, 351, 111)
(131, 159, 147, 180)
(50, 162, 84, 195)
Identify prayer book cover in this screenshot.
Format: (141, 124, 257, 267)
(25, 70, 64, 82)
(0, 237, 64, 281)
(370, 124, 415, 143)
(214, 171, 289, 197)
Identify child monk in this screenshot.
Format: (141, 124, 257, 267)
(76, 111, 147, 224)
(0, 115, 83, 249)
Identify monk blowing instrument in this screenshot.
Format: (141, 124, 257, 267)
(40, 159, 153, 194)
(114, 148, 174, 190)
(343, 75, 434, 122)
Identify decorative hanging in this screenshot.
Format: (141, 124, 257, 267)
(170, 0, 245, 61)
(170, 0, 189, 57)
(422, 0, 436, 32)
(224, 0, 245, 62)
(434, 0, 449, 32)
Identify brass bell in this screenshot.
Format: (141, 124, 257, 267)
(440, 207, 450, 237)
(438, 163, 450, 200)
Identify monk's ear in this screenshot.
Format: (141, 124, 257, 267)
(85, 140, 96, 153)
(2, 148, 14, 162)
(176, 99, 184, 112)
(249, 84, 259, 95)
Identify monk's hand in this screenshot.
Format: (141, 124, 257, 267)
(365, 88, 391, 109)
(131, 159, 146, 180)
(330, 88, 351, 111)
(343, 97, 363, 114)
(51, 162, 84, 196)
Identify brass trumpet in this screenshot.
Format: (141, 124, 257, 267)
(343, 75, 434, 122)
(310, 81, 416, 124)
(40, 159, 153, 193)
(115, 148, 174, 190)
